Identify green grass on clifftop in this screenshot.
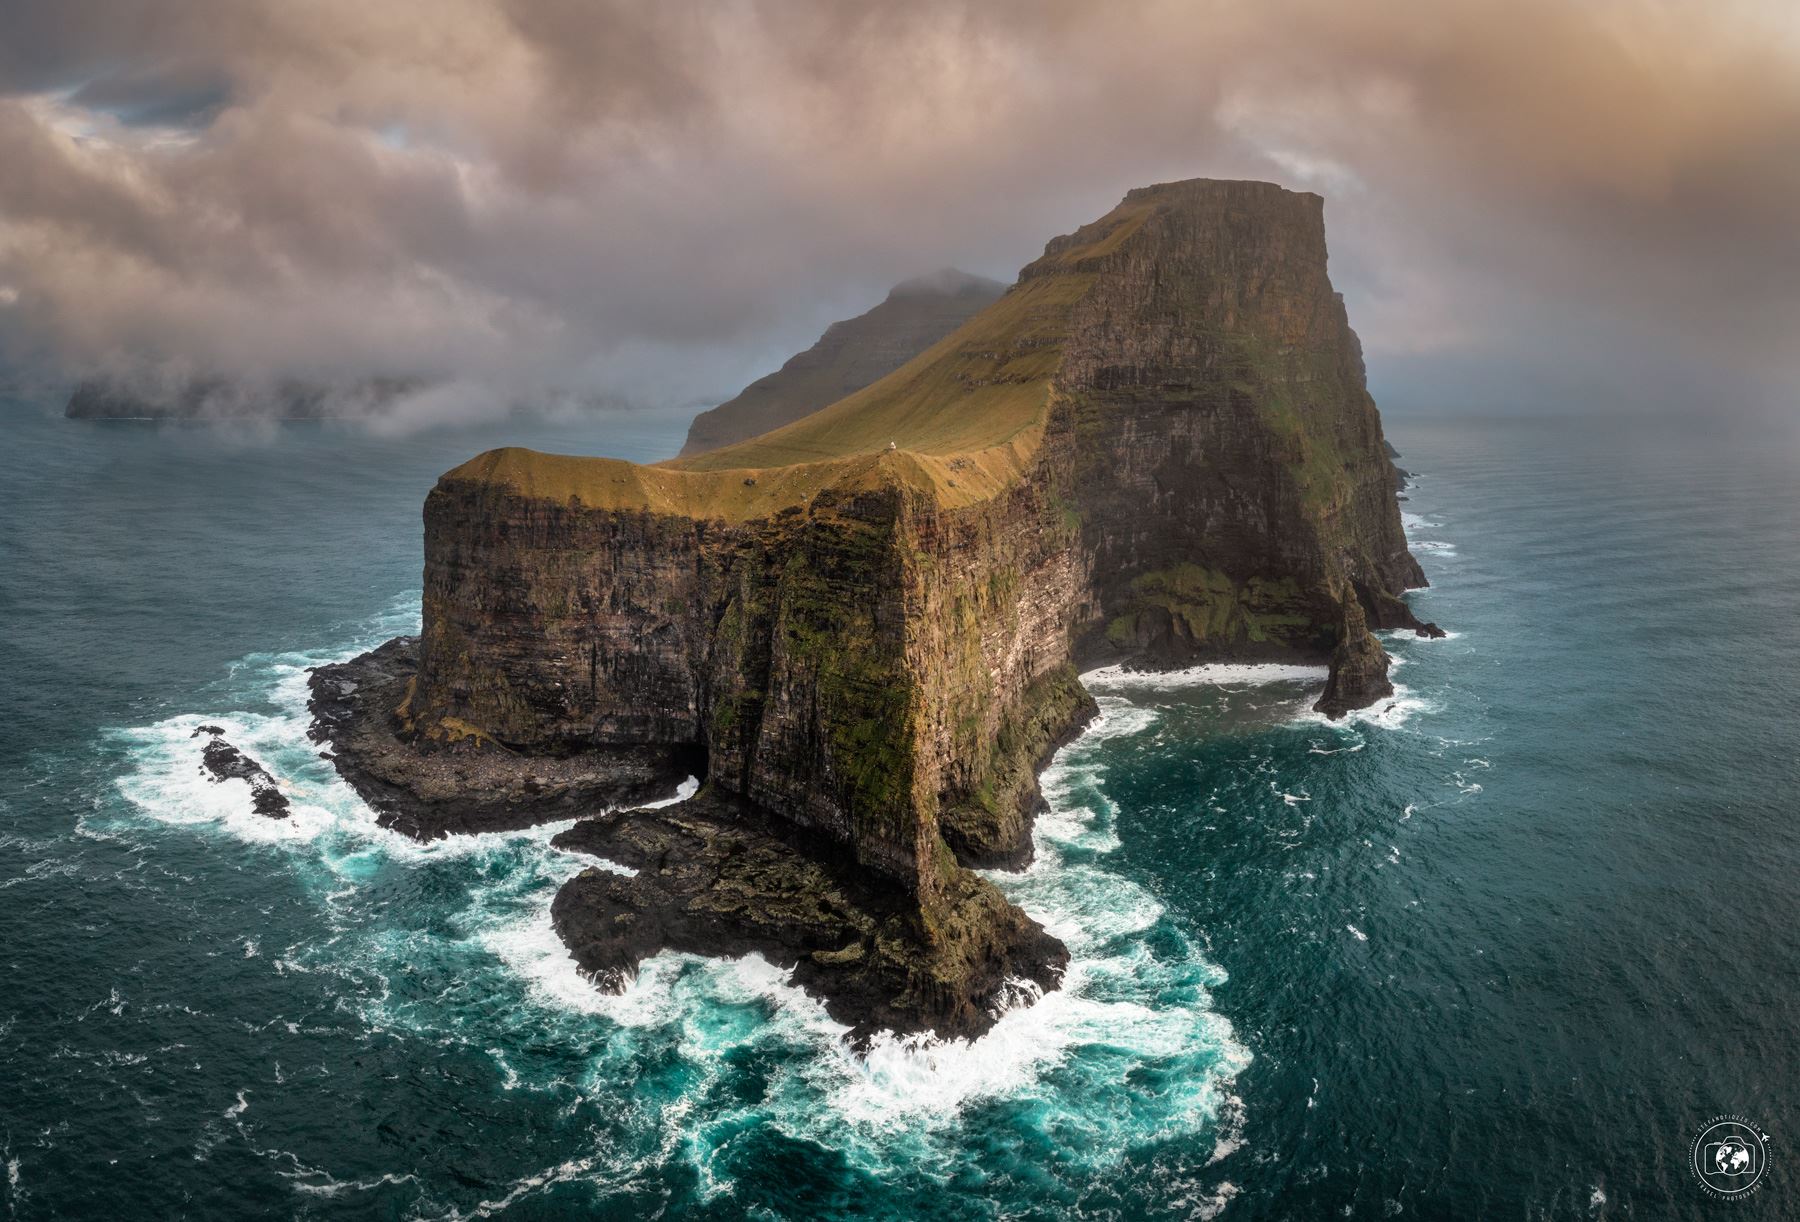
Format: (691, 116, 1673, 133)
(437, 197, 1162, 523)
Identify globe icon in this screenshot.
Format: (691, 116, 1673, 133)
(1694, 1120, 1767, 1199)
(1714, 1139, 1752, 1176)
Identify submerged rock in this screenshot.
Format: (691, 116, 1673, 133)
(192, 726, 290, 817)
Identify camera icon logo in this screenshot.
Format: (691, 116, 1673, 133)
(1691, 1117, 1769, 1200)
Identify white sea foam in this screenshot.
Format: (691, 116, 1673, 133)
(1084, 661, 1329, 689)
(430, 678, 1248, 1169)
(112, 710, 347, 847)
(1191, 1181, 1240, 1220)
(111, 610, 1254, 1192)
(1378, 627, 1462, 643)
(1209, 1092, 1247, 1163)
(1292, 683, 1432, 731)
(276, 1157, 422, 1201)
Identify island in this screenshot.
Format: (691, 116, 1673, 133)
(65, 376, 420, 420)
(309, 178, 1429, 1044)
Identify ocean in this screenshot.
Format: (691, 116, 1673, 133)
(2, 405, 1795, 1219)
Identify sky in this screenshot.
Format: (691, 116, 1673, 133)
(1, 0, 1796, 422)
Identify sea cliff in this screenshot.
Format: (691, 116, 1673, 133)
(312, 178, 1427, 1041)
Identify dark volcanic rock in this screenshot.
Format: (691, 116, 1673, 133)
(192, 726, 290, 817)
(1384, 440, 1411, 488)
(1313, 598, 1395, 719)
(551, 792, 1066, 1045)
(1415, 622, 1448, 639)
(307, 637, 700, 839)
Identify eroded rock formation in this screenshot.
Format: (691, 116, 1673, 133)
(312, 178, 1428, 1041)
(192, 725, 290, 818)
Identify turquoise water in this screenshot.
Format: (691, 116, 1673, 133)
(2, 406, 1795, 1219)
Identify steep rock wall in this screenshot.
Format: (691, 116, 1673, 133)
(1047, 181, 1422, 662)
(416, 431, 1099, 901)
(408, 178, 1425, 937)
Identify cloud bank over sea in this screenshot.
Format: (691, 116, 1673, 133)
(3, 0, 1797, 421)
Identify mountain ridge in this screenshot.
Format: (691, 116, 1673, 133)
(677, 269, 1005, 456)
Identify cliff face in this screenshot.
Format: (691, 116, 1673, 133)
(1052, 183, 1424, 660)
(370, 179, 1425, 1037)
(678, 270, 1005, 456)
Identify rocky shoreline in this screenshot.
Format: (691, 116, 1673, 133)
(301, 619, 1446, 1041)
(551, 792, 1066, 1045)
(307, 641, 1068, 1042)
(306, 638, 700, 840)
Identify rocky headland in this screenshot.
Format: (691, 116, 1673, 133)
(310, 178, 1429, 1042)
(308, 637, 701, 839)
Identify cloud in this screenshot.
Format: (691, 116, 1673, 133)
(0, 0, 1795, 417)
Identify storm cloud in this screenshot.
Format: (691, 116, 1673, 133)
(1, 0, 1795, 417)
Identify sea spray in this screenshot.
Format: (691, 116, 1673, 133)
(105, 627, 1263, 1198)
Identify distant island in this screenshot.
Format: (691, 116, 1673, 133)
(308, 178, 1432, 1044)
(64, 376, 421, 420)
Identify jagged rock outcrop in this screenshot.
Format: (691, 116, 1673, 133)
(314, 178, 1428, 1040)
(1313, 597, 1395, 718)
(679, 269, 1004, 455)
(1386, 440, 1412, 490)
(192, 725, 289, 817)
(307, 638, 700, 839)
(549, 792, 1064, 1044)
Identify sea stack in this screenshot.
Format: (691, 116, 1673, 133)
(312, 178, 1427, 1041)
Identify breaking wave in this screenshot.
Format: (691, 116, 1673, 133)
(102, 604, 1252, 1208)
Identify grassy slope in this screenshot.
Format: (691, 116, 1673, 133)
(678, 275, 1005, 456)
(440, 200, 1157, 523)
